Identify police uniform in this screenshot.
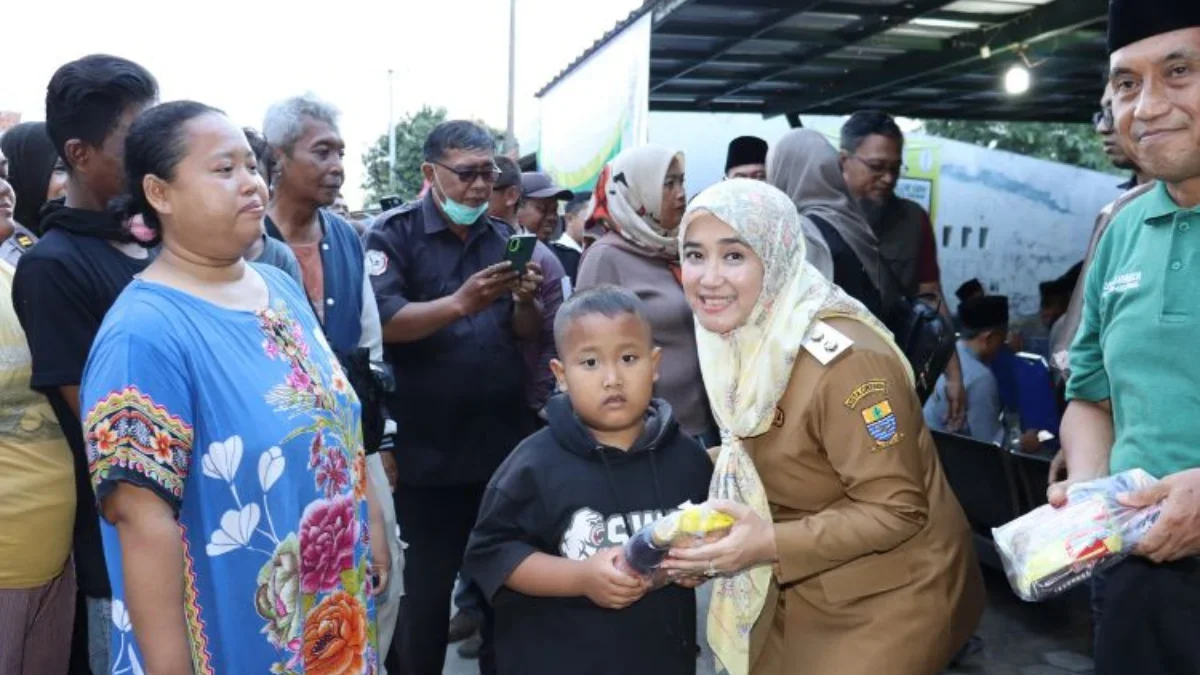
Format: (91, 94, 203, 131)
(746, 317, 984, 675)
(0, 224, 38, 267)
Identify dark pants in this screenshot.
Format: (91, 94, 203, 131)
(478, 601, 496, 675)
(1095, 556, 1200, 675)
(68, 591, 90, 675)
(393, 483, 486, 675)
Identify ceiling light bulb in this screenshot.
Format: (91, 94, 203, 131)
(1004, 65, 1031, 95)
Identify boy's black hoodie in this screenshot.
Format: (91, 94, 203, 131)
(463, 395, 713, 675)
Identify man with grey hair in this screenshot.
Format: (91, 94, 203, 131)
(263, 93, 404, 672)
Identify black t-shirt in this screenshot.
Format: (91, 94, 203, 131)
(12, 225, 152, 598)
(463, 396, 712, 675)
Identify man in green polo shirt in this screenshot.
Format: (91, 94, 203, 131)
(1050, 3, 1200, 673)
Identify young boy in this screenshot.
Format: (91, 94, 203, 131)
(463, 285, 714, 675)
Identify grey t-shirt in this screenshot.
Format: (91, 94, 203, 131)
(924, 342, 1003, 444)
(251, 233, 303, 287)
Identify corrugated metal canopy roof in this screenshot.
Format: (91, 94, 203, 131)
(537, 0, 1109, 123)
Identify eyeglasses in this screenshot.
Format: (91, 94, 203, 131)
(433, 162, 502, 185)
(850, 155, 905, 177)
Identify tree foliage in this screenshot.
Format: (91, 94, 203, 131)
(362, 105, 506, 207)
(919, 119, 1120, 175)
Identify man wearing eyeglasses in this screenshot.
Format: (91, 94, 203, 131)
(840, 110, 967, 431)
(1050, 84, 1154, 377)
(364, 119, 543, 675)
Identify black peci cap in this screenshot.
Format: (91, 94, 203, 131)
(725, 136, 768, 173)
(1108, 0, 1200, 54)
(960, 295, 1009, 333)
(955, 278, 984, 303)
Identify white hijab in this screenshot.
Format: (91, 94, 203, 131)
(602, 144, 683, 260)
(681, 179, 910, 675)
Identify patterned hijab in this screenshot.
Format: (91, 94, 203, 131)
(681, 179, 910, 675)
(593, 144, 683, 261)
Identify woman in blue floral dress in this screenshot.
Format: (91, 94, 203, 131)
(81, 101, 387, 674)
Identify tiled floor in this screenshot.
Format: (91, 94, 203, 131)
(443, 568, 1094, 675)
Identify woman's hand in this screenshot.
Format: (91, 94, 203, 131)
(660, 500, 777, 577)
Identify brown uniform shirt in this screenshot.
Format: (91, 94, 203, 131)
(747, 318, 985, 675)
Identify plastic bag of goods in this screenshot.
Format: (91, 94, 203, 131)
(616, 502, 734, 585)
(992, 469, 1162, 601)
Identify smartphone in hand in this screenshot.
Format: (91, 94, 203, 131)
(503, 234, 538, 272)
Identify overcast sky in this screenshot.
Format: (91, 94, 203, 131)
(0, 0, 643, 208)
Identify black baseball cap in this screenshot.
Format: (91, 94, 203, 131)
(494, 156, 521, 189)
(521, 172, 573, 200)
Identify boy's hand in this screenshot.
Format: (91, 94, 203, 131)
(579, 548, 649, 609)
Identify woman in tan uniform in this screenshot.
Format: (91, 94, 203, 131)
(663, 180, 983, 675)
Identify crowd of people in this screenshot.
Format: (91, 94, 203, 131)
(0, 2, 1197, 674)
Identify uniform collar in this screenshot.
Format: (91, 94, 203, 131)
(1144, 181, 1200, 226)
(555, 232, 583, 252)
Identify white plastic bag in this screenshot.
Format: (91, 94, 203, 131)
(993, 469, 1161, 601)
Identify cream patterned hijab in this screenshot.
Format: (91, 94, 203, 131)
(681, 180, 910, 675)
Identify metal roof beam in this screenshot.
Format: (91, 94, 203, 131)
(648, 99, 767, 114)
(655, 24, 845, 45)
(816, 2, 1015, 26)
(695, 0, 957, 105)
(763, 0, 1108, 117)
(649, 1, 824, 93)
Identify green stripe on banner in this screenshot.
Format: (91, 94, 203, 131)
(538, 114, 627, 194)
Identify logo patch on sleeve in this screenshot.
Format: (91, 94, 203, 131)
(844, 379, 887, 409)
(861, 400, 903, 450)
(366, 249, 388, 276)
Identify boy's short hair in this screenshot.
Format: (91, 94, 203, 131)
(553, 285, 652, 353)
(45, 54, 159, 170)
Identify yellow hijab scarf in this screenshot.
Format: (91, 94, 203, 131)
(680, 180, 910, 675)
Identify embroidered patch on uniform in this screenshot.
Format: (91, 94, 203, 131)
(366, 249, 388, 276)
(861, 400, 902, 449)
(13, 235, 33, 251)
(772, 407, 785, 428)
(844, 379, 887, 409)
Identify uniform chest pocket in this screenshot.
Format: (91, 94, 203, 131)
(407, 262, 452, 303)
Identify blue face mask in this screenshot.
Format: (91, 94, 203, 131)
(433, 175, 489, 226)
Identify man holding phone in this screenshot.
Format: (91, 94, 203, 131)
(363, 120, 543, 674)
(489, 157, 568, 416)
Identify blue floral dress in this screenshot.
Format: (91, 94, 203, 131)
(82, 265, 376, 675)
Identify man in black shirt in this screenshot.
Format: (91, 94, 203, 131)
(11, 54, 158, 675)
(364, 120, 542, 674)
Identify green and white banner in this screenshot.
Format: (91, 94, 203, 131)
(538, 13, 651, 193)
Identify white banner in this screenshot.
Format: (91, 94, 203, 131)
(538, 13, 651, 193)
